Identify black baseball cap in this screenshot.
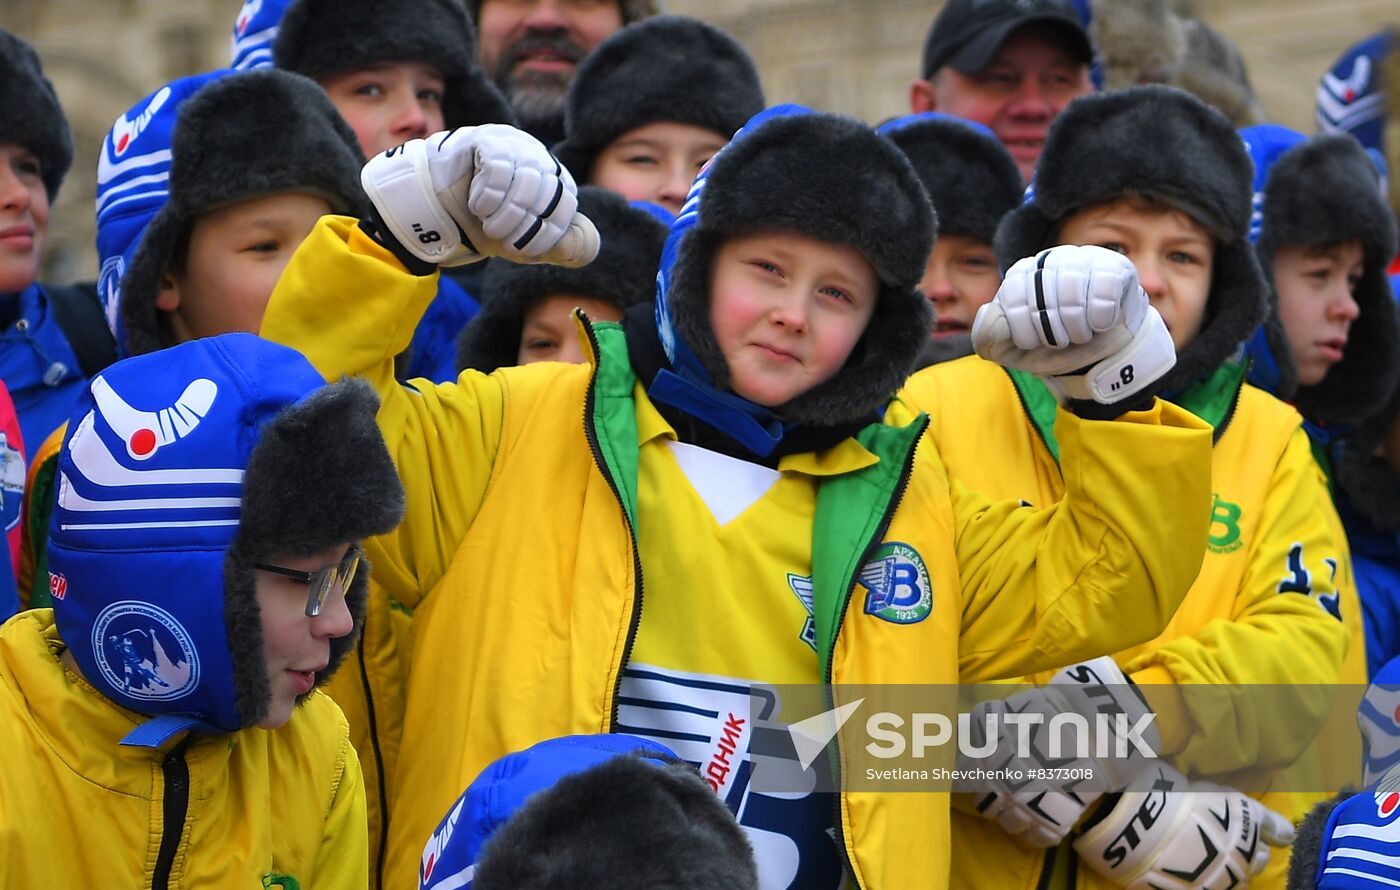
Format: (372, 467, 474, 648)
(921, 0, 1093, 79)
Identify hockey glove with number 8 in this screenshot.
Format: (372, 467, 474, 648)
(972, 244, 1175, 416)
(361, 125, 599, 271)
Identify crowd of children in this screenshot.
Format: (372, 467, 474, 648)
(2, 0, 1399, 888)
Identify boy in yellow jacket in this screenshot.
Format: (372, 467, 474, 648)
(899, 85, 1355, 889)
(260, 105, 1215, 889)
(0, 334, 404, 887)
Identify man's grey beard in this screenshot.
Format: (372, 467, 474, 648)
(501, 70, 569, 146)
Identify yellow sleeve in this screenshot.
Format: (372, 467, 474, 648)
(1127, 427, 1351, 774)
(955, 399, 1213, 680)
(260, 216, 505, 608)
(312, 733, 369, 890)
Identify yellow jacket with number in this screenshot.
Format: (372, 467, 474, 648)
(0, 609, 367, 888)
(897, 356, 1358, 890)
(259, 216, 1215, 890)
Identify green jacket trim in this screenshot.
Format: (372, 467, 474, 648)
(1006, 359, 1248, 464)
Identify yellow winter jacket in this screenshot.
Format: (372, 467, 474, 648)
(260, 216, 1215, 890)
(0, 609, 368, 888)
(897, 356, 1358, 890)
(18, 417, 406, 888)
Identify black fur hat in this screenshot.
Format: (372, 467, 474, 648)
(0, 28, 72, 200)
(473, 753, 758, 889)
(667, 111, 936, 427)
(1255, 134, 1400, 424)
(274, 0, 515, 129)
(883, 114, 1024, 242)
(552, 16, 765, 182)
(120, 69, 367, 357)
(465, 0, 659, 25)
(457, 187, 667, 372)
(223, 377, 405, 727)
(995, 84, 1268, 394)
(1286, 793, 1345, 889)
(1334, 377, 1400, 532)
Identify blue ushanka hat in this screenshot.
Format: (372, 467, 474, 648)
(48, 334, 404, 747)
(653, 104, 935, 456)
(230, 0, 292, 70)
(95, 70, 228, 355)
(420, 734, 757, 890)
(97, 68, 366, 358)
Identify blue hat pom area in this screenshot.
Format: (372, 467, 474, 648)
(48, 334, 326, 746)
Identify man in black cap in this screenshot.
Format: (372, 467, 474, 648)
(910, 0, 1095, 182)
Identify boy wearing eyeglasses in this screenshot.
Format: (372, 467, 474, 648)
(0, 333, 404, 888)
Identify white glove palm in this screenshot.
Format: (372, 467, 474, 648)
(1074, 762, 1294, 889)
(972, 245, 1175, 406)
(361, 125, 599, 268)
(959, 658, 1160, 848)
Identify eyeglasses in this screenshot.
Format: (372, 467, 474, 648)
(254, 544, 364, 617)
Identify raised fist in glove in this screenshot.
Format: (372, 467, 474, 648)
(972, 245, 1176, 413)
(361, 125, 599, 271)
(1074, 762, 1294, 889)
(957, 657, 1160, 848)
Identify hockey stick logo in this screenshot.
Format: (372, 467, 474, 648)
(91, 375, 218, 461)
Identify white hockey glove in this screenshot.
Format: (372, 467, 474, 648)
(1073, 762, 1294, 889)
(958, 658, 1160, 848)
(972, 245, 1176, 414)
(360, 125, 599, 271)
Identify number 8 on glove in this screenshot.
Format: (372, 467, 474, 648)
(971, 245, 1177, 407)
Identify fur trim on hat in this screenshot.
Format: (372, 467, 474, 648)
(995, 85, 1267, 394)
(275, 0, 513, 129)
(275, 0, 472, 81)
(1286, 793, 1346, 890)
(553, 16, 764, 182)
(223, 377, 405, 726)
(0, 29, 73, 200)
(1089, 0, 1185, 89)
(457, 187, 666, 372)
(1089, 2, 1265, 127)
(1174, 18, 1267, 126)
(884, 116, 1023, 241)
(120, 70, 366, 357)
(1256, 134, 1400, 421)
(667, 112, 935, 427)
(466, 0, 657, 26)
(473, 754, 758, 889)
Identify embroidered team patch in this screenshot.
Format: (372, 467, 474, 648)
(859, 542, 932, 624)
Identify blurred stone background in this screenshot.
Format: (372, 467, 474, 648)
(4, 0, 1395, 282)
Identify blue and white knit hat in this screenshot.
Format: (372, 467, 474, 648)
(1317, 31, 1394, 151)
(95, 70, 228, 354)
(229, 0, 292, 70)
(48, 334, 403, 746)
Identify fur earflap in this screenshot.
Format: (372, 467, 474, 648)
(1285, 793, 1346, 890)
(457, 187, 667, 372)
(473, 755, 758, 889)
(1386, 40, 1400, 221)
(466, 0, 657, 26)
(995, 85, 1268, 394)
(1257, 134, 1400, 419)
(883, 114, 1025, 239)
(667, 111, 935, 426)
(119, 70, 366, 356)
(223, 377, 405, 725)
(0, 29, 72, 200)
(553, 16, 764, 182)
